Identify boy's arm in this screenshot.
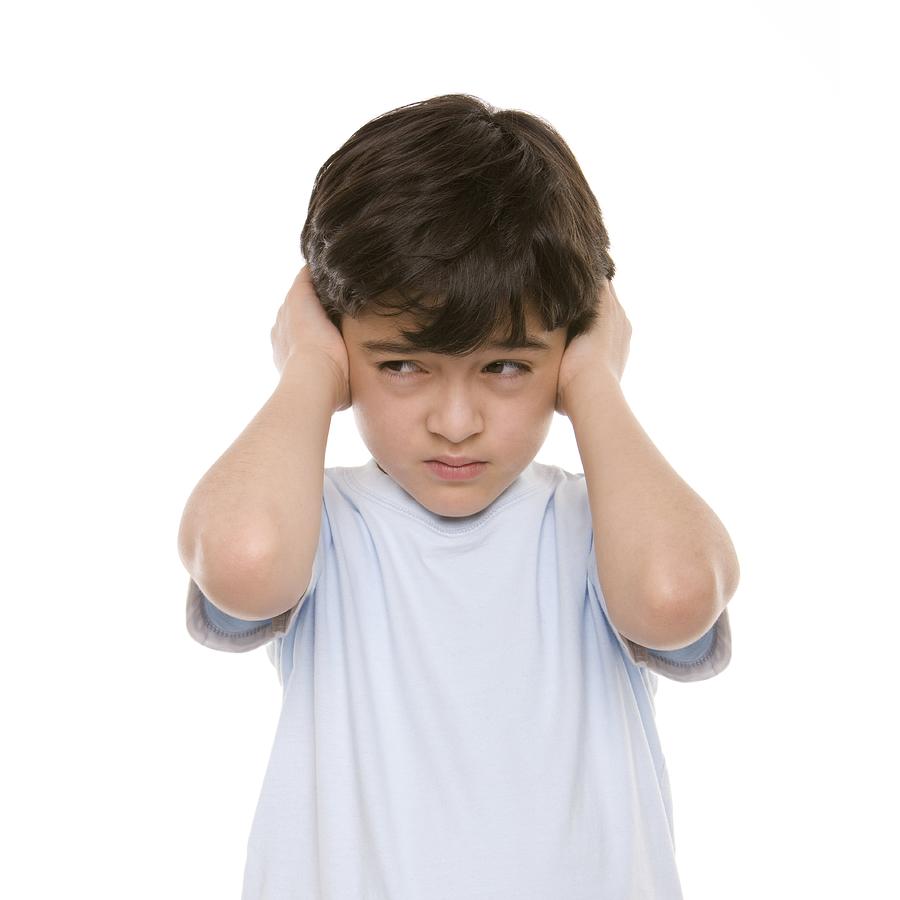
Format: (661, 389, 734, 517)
(556, 278, 740, 652)
(567, 371, 740, 652)
(177, 354, 338, 621)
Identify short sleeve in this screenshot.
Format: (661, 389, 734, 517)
(588, 535, 732, 683)
(185, 497, 329, 653)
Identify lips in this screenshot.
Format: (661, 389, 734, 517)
(425, 459, 487, 480)
(428, 456, 485, 467)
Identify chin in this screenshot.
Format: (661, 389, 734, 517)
(422, 486, 494, 517)
(428, 501, 489, 518)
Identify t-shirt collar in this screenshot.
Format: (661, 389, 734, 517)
(345, 456, 543, 535)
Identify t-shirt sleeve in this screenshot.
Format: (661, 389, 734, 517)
(587, 534, 732, 683)
(184, 498, 329, 653)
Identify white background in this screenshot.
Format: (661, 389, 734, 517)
(2, 1, 895, 897)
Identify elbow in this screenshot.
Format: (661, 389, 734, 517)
(639, 571, 728, 651)
(180, 525, 289, 621)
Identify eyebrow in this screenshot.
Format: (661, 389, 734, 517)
(360, 335, 552, 354)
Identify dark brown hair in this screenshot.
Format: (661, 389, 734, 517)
(300, 93, 615, 354)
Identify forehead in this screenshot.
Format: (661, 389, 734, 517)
(343, 306, 559, 354)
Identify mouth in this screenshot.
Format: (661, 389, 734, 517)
(426, 456, 486, 467)
(424, 460, 488, 481)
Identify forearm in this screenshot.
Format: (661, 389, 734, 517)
(568, 370, 739, 648)
(177, 354, 337, 619)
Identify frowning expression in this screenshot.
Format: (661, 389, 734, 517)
(340, 305, 567, 517)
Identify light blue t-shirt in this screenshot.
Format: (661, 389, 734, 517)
(186, 458, 731, 899)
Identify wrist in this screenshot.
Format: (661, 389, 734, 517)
(559, 366, 623, 419)
(279, 352, 346, 414)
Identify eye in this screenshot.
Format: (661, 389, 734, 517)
(378, 360, 422, 379)
(483, 361, 532, 378)
(377, 360, 532, 380)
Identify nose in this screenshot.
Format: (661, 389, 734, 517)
(425, 383, 484, 444)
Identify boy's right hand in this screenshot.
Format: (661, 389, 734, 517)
(271, 264, 352, 412)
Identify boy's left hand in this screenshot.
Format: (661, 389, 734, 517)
(555, 277, 631, 417)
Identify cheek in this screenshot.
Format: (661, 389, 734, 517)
(348, 366, 384, 405)
(492, 392, 553, 437)
(524, 371, 560, 408)
(351, 389, 408, 444)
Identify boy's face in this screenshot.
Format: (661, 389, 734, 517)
(341, 305, 567, 518)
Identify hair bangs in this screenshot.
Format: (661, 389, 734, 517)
(301, 94, 614, 354)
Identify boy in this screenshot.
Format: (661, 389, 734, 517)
(179, 94, 739, 899)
